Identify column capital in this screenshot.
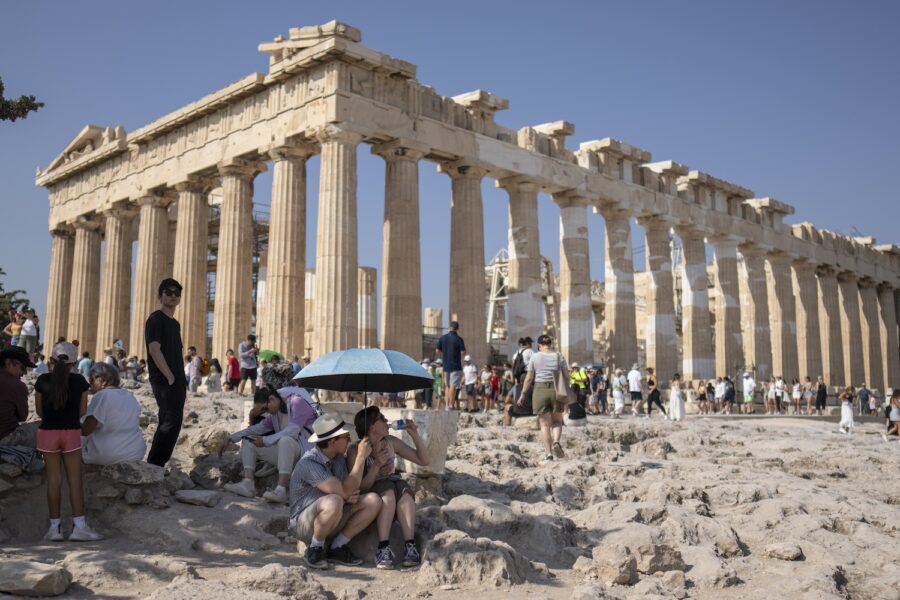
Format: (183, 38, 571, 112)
(309, 123, 364, 146)
(102, 205, 138, 221)
(438, 160, 489, 180)
(72, 215, 102, 231)
(495, 175, 539, 193)
(371, 139, 428, 162)
(791, 256, 817, 270)
(858, 276, 877, 289)
(268, 141, 319, 163)
(816, 263, 838, 278)
(877, 281, 895, 294)
(674, 225, 708, 241)
(594, 203, 632, 220)
(837, 270, 858, 283)
(174, 175, 217, 194)
(635, 214, 677, 230)
(217, 158, 267, 180)
(137, 190, 176, 208)
(709, 233, 742, 247)
(553, 191, 592, 209)
(765, 250, 795, 267)
(738, 242, 772, 258)
(50, 224, 75, 237)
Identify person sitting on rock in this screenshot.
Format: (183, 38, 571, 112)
(224, 386, 311, 504)
(289, 415, 381, 570)
(348, 406, 430, 569)
(0, 346, 37, 447)
(81, 362, 147, 464)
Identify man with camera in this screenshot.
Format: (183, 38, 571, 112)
(238, 334, 259, 396)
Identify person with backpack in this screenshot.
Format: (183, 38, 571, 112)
(722, 376, 736, 415)
(504, 337, 534, 424)
(517, 334, 569, 461)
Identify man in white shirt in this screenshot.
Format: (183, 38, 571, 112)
(187, 346, 201, 393)
(103, 347, 117, 367)
(462, 355, 478, 412)
(741, 371, 756, 414)
(19, 309, 39, 358)
(714, 377, 726, 413)
(627, 363, 644, 416)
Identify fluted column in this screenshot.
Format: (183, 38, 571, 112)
(68, 218, 102, 355)
(878, 284, 900, 392)
(45, 226, 75, 346)
(501, 176, 543, 352)
(738, 247, 772, 381)
(130, 194, 172, 360)
(261, 144, 316, 359)
(678, 229, 714, 380)
(767, 252, 799, 380)
(304, 271, 316, 356)
(442, 162, 489, 367)
(374, 141, 425, 357)
(639, 216, 676, 384)
(555, 195, 593, 366)
(711, 237, 744, 378)
(172, 180, 211, 357)
(312, 126, 362, 356)
(817, 266, 845, 387)
(212, 160, 263, 362)
(96, 207, 135, 355)
(358, 267, 378, 348)
(792, 259, 823, 382)
(424, 308, 443, 336)
(601, 208, 637, 370)
(838, 272, 865, 387)
(859, 279, 884, 391)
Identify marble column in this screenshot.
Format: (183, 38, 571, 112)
(601, 208, 638, 370)
(374, 141, 425, 357)
(358, 266, 377, 348)
(792, 259, 823, 382)
(425, 308, 444, 336)
(312, 126, 362, 356)
(557, 195, 593, 366)
(639, 216, 676, 383)
(130, 195, 171, 360)
(172, 180, 210, 357)
(96, 207, 135, 355)
(710, 237, 744, 378)
(501, 177, 543, 353)
(166, 214, 177, 279)
(738, 247, 772, 381)
(838, 272, 865, 387)
(212, 160, 262, 362)
(766, 252, 798, 380)
(261, 144, 315, 359)
(858, 279, 884, 391)
(304, 271, 316, 356)
(817, 266, 845, 387)
(443, 162, 489, 367)
(68, 218, 102, 356)
(878, 284, 900, 393)
(678, 229, 714, 381)
(45, 226, 75, 347)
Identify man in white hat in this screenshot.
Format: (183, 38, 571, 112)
(627, 363, 644, 417)
(289, 414, 381, 570)
(462, 355, 478, 412)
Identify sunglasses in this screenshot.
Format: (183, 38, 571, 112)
(163, 289, 182, 297)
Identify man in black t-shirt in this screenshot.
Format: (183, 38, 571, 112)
(145, 278, 186, 467)
(436, 321, 466, 410)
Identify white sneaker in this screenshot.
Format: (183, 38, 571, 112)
(69, 524, 104, 542)
(44, 524, 64, 542)
(883, 434, 890, 442)
(262, 487, 288, 504)
(224, 479, 256, 498)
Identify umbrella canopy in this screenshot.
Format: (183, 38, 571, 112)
(258, 349, 284, 362)
(293, 348, 434, 393)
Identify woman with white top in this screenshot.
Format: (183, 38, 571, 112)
(837, 386, 855, 434)
(791, 378, 802, 415)
(612, 368, 626, 418)
(517, 334, 569, 461)
(81, 362, 147, 465)
(668, 373, 685, 421)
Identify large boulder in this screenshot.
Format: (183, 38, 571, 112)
(635, 543, 685, 574)
(0, 560, 72, 597)
(185, 428, 235, 457)
(190, 454, 243, 489)
(100, 462, 165, 485)
(590, 544, 638, 585)
(417, 529, 538, 586)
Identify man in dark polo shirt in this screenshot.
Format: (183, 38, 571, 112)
(145, 278, 186, 467)
(436, 321, 466, 410)
(0, 346, 36, 447)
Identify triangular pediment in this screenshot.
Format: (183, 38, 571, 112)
(42, 124, 126, 175)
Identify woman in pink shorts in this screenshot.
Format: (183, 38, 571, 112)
(35, 342, 103, 542)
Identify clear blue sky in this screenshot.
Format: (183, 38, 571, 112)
(2, 1, 898, 333)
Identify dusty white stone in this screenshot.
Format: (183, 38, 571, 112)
(175, 489, 221, 507)
(0, 561, 72, 597)
(765, 542, 804, 561)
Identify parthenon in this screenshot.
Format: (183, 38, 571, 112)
(37, 21, 900, 393)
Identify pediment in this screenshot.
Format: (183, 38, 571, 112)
(41, 124, 126, 175)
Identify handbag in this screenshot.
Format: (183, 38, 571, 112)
(554, 353, 576, 404)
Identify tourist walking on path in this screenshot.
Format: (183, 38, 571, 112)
(436, 321, 465, 410)
(145, 278, 186, 467)
(696, 380, 708, 414)
(511, 337, 533, 413)
(35, 341, 103, 541)
(774, 375, 786, 414)
(517, 334, 568, 461)
(741, 371, 756, 414)
(627, 363, 644, 416)
(837, 387, 855, 434)
(803, 376, 814, 415)
(764, 378, 776, 415)
(669, 373, 685, 421)
(857, 384, 871, 416)
(644, 367, 667, 419)
(225, 349, 240, 391)
(814, 376, 828, 416)
(722, 376, 735, 415)
(238, 334, 259, 396)
(714, 377, 725, 414)
(791, 378, 802, 415)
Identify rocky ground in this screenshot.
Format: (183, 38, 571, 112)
(1, 380, 899, 599)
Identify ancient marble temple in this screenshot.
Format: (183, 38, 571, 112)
(37, 21, 900, 392)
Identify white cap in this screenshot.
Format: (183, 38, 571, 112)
(572, 362, 579, 368)
(52, 341, 78, 364)
(464, 355, 471, 361)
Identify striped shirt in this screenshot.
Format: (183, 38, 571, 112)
(289, 446, 349, 521)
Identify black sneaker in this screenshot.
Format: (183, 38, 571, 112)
(328, 544, 363, 566)
(401, 543, 421, 568)
(304, 545, 329, 570)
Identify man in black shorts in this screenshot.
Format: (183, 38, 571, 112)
(146, 278, 186, 467)
(238, 334, 259, 396)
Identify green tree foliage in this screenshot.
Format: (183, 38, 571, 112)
(0, 268, 32, 343)
(0, 77, 43, 122)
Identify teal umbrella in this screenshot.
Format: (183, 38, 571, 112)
(293, 348, 433, 393)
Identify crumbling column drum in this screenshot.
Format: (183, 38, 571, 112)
(557, 196, 593, 367)
(502, 177, 544, 353)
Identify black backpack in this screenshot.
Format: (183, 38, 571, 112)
(512, 350, 527, 382)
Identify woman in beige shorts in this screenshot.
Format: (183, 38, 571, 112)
(517, 334, 569, 462)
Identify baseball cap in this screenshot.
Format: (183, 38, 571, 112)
(0, 346, 36, 368)
(464, 355, 471, 361)
(52, 341, 79, 364)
